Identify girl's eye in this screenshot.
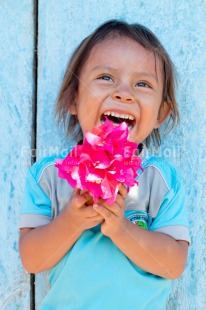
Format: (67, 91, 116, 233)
(136, 81, 150, 88)
(98, 75, 113, 82)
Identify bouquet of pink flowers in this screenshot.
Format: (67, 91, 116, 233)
(55, 119, 142, 205)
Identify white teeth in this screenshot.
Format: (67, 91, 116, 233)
(103, 111, 134, 120)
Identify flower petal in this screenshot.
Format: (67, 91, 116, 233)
(55, 119, 143, 205)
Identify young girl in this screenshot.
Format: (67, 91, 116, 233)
(19, 20, 190, 309)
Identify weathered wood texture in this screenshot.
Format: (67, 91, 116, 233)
(0, 1, 34, 309)
(1, 1, 206, 309)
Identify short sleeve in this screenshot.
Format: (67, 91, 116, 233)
(149, 179, 191, 244)
(19, 168, 52, 228)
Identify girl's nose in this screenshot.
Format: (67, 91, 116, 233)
(112, 87, 135, 103)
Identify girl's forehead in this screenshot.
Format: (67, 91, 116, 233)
(83, 36, 164, 79)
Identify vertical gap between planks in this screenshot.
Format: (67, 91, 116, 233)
(31, 0, 38, 309)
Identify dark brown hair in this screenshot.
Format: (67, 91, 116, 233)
(55, 19, 179, 146)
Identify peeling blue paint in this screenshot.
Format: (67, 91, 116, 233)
(13, 242, 18, 253)
(3, 173, 7, 182)
(0, 0, 33, 309)
(10, 183, 15, 199)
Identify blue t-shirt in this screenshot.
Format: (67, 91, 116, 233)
(20, 148, 190, 310)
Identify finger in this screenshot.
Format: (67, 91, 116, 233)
(80, 189, 87, 195)
(72, 190, 91, 208)
(97, 198, 116, 212)
(85, 195, 94, 206)
(93, 204, 115, 222)
(102, 202, 121, 217)
(78, 190, 94, 206)
(72, 187, 80, 197)
(118, 184, 127, 199)
(89, 214, 104, 222)
(98, 195, 125, 213)
(115, 194, 126, 209)
(79, 189, 91, 200)
(84, 214, 103, 223)
(84, 205, 104, 218)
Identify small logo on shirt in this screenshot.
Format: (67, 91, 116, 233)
(127, 213, 148, 230)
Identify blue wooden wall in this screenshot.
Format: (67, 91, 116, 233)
(1, 1, 206, 309)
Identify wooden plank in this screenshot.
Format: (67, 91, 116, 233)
(0, 1, 35, 309)
(36, 1, 206, 309)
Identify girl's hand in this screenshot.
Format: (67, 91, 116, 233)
(63, 188, 103, 233)
(93, 184, 128, 238)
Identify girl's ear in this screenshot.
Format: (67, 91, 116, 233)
(154, 100, 172, 128)
(69, 104, 77, 115)
(69, 92, 78, 115)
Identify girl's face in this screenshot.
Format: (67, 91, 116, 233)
(71, 36, 171, 143)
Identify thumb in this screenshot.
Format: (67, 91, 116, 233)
(118, 184, 127, 199)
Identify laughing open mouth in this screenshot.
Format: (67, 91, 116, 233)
(100, 111, 135, 130)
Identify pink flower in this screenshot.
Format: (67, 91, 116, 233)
(55, 119, 143, 205)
